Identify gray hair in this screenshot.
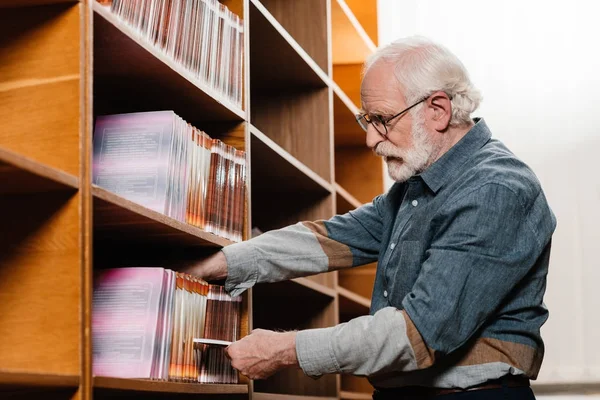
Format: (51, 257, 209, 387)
(364, 36, 482, 126)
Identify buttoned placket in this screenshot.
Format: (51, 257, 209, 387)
(380, 178, 425, 302)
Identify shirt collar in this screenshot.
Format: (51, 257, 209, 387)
(419, 118, 492, 194)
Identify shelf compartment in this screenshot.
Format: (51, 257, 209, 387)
(0, 370, 79, 390)
(93, 377, 248, 394)
(255, 0, 328, 73)
(331, 0, 376, 65)
(336, 183, 362, 214)
(93, 2, 245, 125)
(253, 280, 337, 397)
(250, 124, 333, 233)
(341, 0, 378, 46)
(0, 192, 81, 375)
(93, 185, 233, 248)
(338, 286, 370, 323)
(251, 87, 332, 181)
(0, 147, 78, 194)
(249, 0, 329, 90)
(341, 376, 374, 397)
(333, 83, 364, 147)
(0, 3, 81, 177)
(335, 147, 384, 204)
(340, 391, 373, 400)
(338, 263, 377, 300)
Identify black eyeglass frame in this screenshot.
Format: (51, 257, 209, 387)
(355, 97, 428, 137)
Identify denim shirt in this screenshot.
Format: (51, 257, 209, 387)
(223, 118, 557, 389)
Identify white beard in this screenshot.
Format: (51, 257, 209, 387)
(376, 115, 440, 182)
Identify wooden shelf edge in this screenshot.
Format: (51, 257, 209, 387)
(0, 146, 79, 190)
(334, 0, 377, 55)
(340, 390, 373, 400)
(292, 277, 337, 299)
(92, 185, 234, 247)
(250, 125, 334, 194)
(250, 0, 331, 87)
(337, 286, 371, 309)
(0, 0, 78, 8)
(92, 1, 245, 121)
(0, 370, 79, 389)
(253, 393, 337, 400)
(335, 183, 362, 209)
(93, 376, 248, 394)
(332, 81, 360, 115)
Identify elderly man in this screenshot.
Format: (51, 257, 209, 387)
(185, 36, 556, 399)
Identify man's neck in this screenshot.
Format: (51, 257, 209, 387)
(431, 121, 475, 164)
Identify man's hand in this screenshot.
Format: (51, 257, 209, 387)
(225, 329, 299, 380)
(179, 250, 228, 281)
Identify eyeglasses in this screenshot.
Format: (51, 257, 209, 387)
(355, 97, 427, 137)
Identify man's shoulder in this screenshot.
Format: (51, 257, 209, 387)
(457, 138, 545, 207)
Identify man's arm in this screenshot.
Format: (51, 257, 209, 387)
(185, 193, 387, 297)
(291, 183, 555, 378)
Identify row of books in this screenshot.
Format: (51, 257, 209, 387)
(93, 268, 242, 383)
(93, 111, 246, 242)
(102, 0, 244, 108)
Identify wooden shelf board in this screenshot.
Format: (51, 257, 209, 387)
(0, 147, 79, 194)
(254, 277, 336, 301)
(92, 185, 233, 248)
(336, 183, 362, 210)
(332, 0, 376, 65)
(250, 125, 333, 195)
(340, 391, 373, 400)
(94, 376, 248, 394)
(249, 0, 329, 90)
(0, 370, 79, 389)
(253, 393, 337, 400)
(93, 2, 244, 124)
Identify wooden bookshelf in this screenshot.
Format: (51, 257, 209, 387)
(0, 0, 382, 399)
(94, 377, 248, 394)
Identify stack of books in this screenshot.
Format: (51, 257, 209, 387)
(100, 0, 244, 108)
(92, 268, 242, 383)
(93, 111, 246, 242)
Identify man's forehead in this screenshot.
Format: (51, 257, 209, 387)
(361, 62, 404, 110)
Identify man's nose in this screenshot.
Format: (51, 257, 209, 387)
(365, 125, 383, 150)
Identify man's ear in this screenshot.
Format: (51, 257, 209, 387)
(425, 91, 452, 132)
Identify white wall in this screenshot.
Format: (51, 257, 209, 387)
(378, 0, 600, 396)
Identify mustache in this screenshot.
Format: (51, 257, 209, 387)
(374, 142, 403, 158)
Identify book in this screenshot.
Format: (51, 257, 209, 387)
(93, 267, 242, 383)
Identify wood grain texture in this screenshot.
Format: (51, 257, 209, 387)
(0, 3, 80, 176)
(0, 192, 81, 374)
(0, 147, 79, 193)
(92, 185, 233, 248)
(334, 147, 383, 204)
(259, 0, 328, 73)
(93, 377, 248, 394)
(93, 3, 244, 125)
(249, 1, 328, 90)
(251, 88, 331, 181)
(332, 65, 365, 147)
(338, 263, 377, 300)
(331, 0, 375, 64)
(254, 394, 337, 400)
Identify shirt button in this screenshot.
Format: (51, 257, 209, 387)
(383, 290, 388, 298)
(411, 200, 418, 207)
(390, 242, 396, 250)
